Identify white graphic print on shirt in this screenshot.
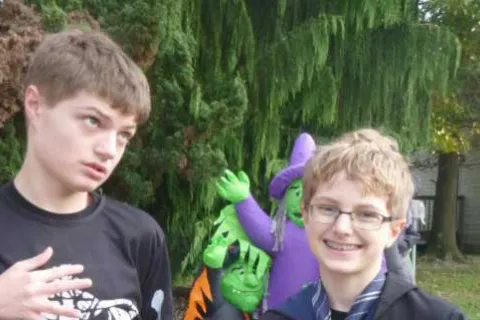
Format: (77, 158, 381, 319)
(150, 290, 164, 320)
(43, 277, 139, 320)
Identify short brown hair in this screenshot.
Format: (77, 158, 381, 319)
(24, 30, 151, 124)
(303, 128, 414, 218)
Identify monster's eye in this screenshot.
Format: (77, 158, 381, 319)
(228, 245, 239, 254)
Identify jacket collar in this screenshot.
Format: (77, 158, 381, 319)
(272, 272, 416, 320)
(374, 272, 416, 319)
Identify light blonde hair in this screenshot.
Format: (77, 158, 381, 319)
(303, 128, 414, 218)
(24, 29, 151, 124)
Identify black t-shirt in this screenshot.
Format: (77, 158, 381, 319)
(0, 182, 173, 320)
(331, 309, 347, 320)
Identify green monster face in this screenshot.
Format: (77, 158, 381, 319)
(202, 227, 270, 312)
(220, 261, 265, 312)
(201, 204, 271, 312)
(284, 179, 304, 228)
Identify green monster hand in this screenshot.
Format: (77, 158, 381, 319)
(216, 169, 250, 204)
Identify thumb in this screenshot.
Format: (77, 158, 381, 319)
(216, 182, 228, 198)
(238, 171, 250, 186)
(17, 246, 53, 271)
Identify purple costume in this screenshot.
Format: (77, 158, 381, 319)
(236, 196, 319, 309)
(234, 133, 388, 310)
(235, 133, 319, 310)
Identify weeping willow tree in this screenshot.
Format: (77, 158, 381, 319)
(8, 0, 458, 275)
(138, 0, 459, 275)
(138, 0, 460, 274)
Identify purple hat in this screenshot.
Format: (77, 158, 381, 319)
(268, 133, 316, 200)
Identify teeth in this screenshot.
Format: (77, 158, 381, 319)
(325, 241, 360, 251)
(230, 289, 257, 294)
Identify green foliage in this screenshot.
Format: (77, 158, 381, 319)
(41, 0, 67, 32)
(65, 0, 82, 11)
(83, 0, 163, 66)
(431, 93, 480, 153)
(0, 122, 24, 185)
(180, 215, 216, 273)
(422, 0, 480, 153)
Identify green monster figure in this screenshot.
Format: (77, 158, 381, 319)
(203, 235, 270, 312)
(215, 133, 319, 310)
(184, 205, 271, 320)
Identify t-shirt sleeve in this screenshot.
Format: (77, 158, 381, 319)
(136, 222, 174, 320)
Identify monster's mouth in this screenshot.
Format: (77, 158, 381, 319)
(230, 288, 262, 295)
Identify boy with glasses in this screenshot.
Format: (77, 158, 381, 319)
(259, 129, 465, 320)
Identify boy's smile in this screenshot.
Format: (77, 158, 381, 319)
(323, 239, 363, 254)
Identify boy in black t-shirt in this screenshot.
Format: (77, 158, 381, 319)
(0, 30, 173, 320)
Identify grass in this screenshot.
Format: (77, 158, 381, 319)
(416, 255, 480, 320)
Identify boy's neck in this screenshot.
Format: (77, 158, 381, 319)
(14, 159, 91, 214)
(319, 260, 382, 312)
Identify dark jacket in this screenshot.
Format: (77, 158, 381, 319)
(258, 273, 466, 320)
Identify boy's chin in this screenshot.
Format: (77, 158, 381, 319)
(318, 255, 382, 277)
(321, 261, 364, 275)
(68, 179, 104, 194)
(316, 252, 373, 275)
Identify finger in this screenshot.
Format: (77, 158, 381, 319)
(224, 170, 238, 182)
(31, 264, 85, 282)
(23, 311, 46, 320)
(216, 179, 227, 193)
(238, 171, 250, 185)
(220, 177, 231, 186)
(15, 247, 53, 272)
(35, 277, 92, 296)
(216, 183, 227, 198)
(34, 300, 82, 319)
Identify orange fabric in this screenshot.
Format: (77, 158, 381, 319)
(184, 267, 213, 319)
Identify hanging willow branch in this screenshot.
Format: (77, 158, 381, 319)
(338, 22, 460, 148)
(257, 14, 345, 114)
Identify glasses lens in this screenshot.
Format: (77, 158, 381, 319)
(310, 205, 338, 223)
(352, 212, 383, 230)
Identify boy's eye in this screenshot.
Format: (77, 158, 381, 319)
(320, 207, 338, 215)
(85, 116, 100, 126)
(119, 132, 133, 141)
(356, 211, 382, 221)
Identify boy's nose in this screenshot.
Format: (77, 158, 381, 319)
(332, 213, 354, 235)
(95, 133, 117, 160)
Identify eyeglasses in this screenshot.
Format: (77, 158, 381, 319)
(308, 204, 398, 230)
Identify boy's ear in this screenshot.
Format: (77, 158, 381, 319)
(24, 85, 43, 125)
(385, 219, 407, 248)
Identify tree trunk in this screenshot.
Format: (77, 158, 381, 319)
(428, 152, 465, 262)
